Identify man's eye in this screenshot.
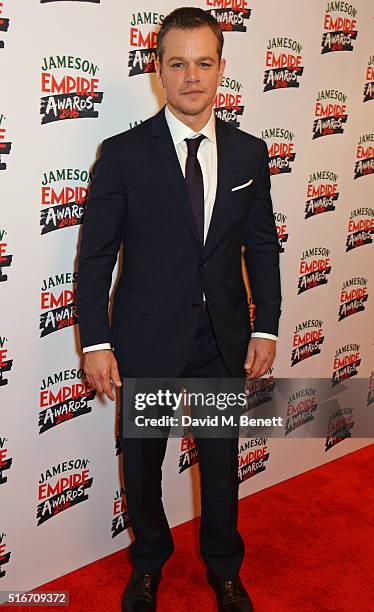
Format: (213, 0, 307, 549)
(200, 63, 211, 67)
(172, 63, 184, 68)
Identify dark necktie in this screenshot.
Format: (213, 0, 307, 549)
(184, 134, 206, 245)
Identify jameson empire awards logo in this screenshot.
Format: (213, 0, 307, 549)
(205, 0, 251, 32)
(40, 56, 103, 123)
(345, 207, 373, 252)
(285, 386, 317, 436)
(363, 56, 374, 102)
(0, 437, 13, 486)
(0, 229, 13, 282)
(354, 134, 374, 179)
(179, 435, 199, 474)
(128, 11, 164, 76)
(332, 343, 361, 386)
(264, 37, 304, 91)
(244, 373, 275, 412)
(0, 336, 13, 386)
(325, 407, 354, 451)
(274, 211, 288, 252)
(291, 320, 324, 367)
(238, 438, 269, 484)
(298, 247, 332, 294)
(40, 272, 78, 337)
(40, 168, 89, 234)
(112, 488, 131, 538)
(305, 170, 339, 219)
(0, 1, 10, 49)
(214, 75, 245, 127)
(262, 128, 296, 175)
(321, 2, 358, 53)
(39, 368, 95, 434)
(0, 113, 12, 170)
(338, 277, 368, 321)
(313, 90, 348, 139)
(37, 459, 93, 525)
(0, 532, 11, 579)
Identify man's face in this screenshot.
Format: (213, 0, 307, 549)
(155, 25, 225, 118)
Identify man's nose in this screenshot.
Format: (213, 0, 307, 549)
(184, 64, 200, 82)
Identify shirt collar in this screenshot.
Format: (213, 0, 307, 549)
(164, 103, 216, 146)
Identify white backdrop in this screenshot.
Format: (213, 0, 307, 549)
(0, 0, 373, 595)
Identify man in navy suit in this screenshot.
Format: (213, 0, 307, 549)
(77, 7, 281, 611)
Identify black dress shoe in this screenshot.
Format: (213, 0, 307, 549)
(121, 571, 161, 612)
(207, 572, 254, 611)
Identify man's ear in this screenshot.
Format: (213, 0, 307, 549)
(155, 59, 164, 88)
(218, 57, 226, 82)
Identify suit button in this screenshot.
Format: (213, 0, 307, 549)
(192, 303, 200, 308)
(201, 260, 206, 267)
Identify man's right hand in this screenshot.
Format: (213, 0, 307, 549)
(83, 350, 122, 401)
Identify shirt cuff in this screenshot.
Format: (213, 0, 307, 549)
(251, 332, 278, 341)
(82, 343, 112, 353)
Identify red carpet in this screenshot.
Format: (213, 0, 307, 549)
(19, 444, 374, 611)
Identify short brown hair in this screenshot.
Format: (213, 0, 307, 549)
(156, 7, 224, 63)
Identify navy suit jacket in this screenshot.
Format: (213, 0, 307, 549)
(77, 105, 282, 376)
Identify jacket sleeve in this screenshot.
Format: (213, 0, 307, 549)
(77, 138, 126, 350)
(243, 139, 282, 336)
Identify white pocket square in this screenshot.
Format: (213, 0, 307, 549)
(231, 179, 253, 192)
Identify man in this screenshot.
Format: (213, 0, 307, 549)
(77, 7, 281, 612)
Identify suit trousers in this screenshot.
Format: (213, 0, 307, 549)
(119, 303, 245, 580)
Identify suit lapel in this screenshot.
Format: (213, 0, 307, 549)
(150, 106, 235, 253)
(151, 106, 201, 246)
(203, 117, 233, 258)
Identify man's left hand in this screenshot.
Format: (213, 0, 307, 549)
(244, 337, 276, 378)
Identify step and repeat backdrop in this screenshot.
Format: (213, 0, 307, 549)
(0, 0, 373, 596)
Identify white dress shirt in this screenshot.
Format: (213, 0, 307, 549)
(83, 105, 277, 353)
